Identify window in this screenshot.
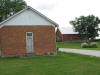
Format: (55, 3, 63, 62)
(27, 33, 32, 36)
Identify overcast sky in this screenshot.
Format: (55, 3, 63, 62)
(24, 0, 100, 27)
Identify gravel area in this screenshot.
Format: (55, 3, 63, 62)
(59, 48, 100, 57)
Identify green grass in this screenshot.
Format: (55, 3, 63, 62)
(0, 52, 100, 75)
(57, 42, 100, 50)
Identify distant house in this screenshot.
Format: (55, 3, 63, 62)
(56, 28, 63, 42)
(56, 27, 88, 42)
(0, 6, 58, 57)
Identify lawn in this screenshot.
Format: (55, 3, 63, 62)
(0, 52, 100, 75)
(57, 42, 100, 50)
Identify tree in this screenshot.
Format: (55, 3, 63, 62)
(70, 15, 100, 41)
(0, 0, 27, 22)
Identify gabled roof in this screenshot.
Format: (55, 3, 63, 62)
(0, 6, 58, 28)
(59, 27, 78, 34)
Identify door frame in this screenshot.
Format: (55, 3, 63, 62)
(26, 32, 34, 53)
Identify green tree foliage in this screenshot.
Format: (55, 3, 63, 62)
(0, 0, 27, 22)
(70, 15, 100, 41)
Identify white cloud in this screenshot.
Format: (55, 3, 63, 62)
(24, 0, 100, 27)
(36, 4, 55, 10)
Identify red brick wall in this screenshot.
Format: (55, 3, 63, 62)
(0, 26, 56, 56)
(56, 28, 63, 42)
(62, 34, 88, 42)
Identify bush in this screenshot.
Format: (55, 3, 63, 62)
(90, 42, 98, 48)
(81, 42, 98, 48)
(81, 43, 89, 48)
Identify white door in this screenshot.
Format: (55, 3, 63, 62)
(26, 32, 33, 53)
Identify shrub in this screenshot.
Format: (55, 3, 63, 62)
(90, 42, 98, 48)
(81, 43, 89, 48)
(81, 42, 98, 48)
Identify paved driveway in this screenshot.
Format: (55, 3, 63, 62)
(59, 48, 100, 57)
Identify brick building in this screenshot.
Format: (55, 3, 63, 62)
(0, 6, 58, 57)
(56, 28, 63, 42)
(56, 27, 88, 42)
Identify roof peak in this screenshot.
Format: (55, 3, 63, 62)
(0, 6, 58, 28)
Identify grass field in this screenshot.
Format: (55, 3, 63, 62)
(0, 52, 100, 75)
(57, 42, 100, 50)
